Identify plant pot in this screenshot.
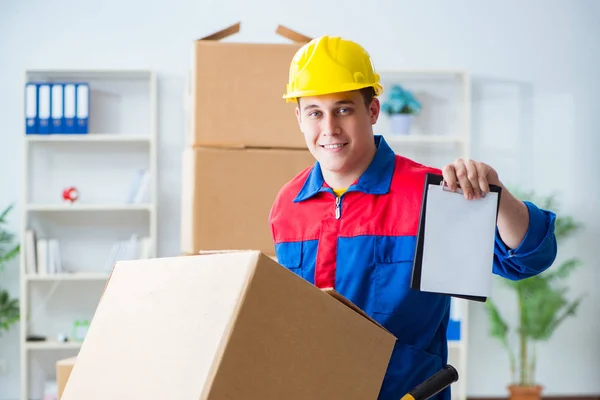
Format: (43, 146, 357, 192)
(508, 385, 543, 400)
(389, 114, 413, 135)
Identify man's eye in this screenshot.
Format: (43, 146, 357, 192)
(308, 111, 321, 118)
(338, 108, 351, 114)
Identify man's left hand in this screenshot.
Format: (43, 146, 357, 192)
(442, 158, 501, 200)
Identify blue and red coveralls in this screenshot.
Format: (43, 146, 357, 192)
(269, 135, 557, 400)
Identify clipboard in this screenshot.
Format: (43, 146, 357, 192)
(410, 173, 502, 302)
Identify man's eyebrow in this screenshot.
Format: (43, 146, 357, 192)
(303, 104, 319, 111)
(303, 100, 355, 111)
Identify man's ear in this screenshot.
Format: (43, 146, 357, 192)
(369, 98, 380, 125)
(295, 105, 302, 124)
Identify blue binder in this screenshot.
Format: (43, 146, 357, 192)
(446, 319, 461, 341)
(76, 82, 89, 134)
(25, 83, 38, 134)
(51, 83, 64, 133)
(63, 83, 76, 133)
(37, 84, 51, 134)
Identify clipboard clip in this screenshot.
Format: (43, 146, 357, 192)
(440, 179, 464, 195)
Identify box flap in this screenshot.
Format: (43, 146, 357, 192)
(321, 288, 393, 336)
(275, 25, 312, 43)
(198, 22, 241, 41)
(197, 22, 311, 43)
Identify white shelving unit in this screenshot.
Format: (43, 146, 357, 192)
(19, 69, 157, 400)
(376, 69, 471, 400)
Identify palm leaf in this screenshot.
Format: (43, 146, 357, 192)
(0, 204, 21, 335)
(485, 299, 509, 342)
(0, 289, 20, 335)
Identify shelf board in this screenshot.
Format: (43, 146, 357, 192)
(26, 69, 153, 80)
(25, 341, 82, 350)
(383, 134, 465, 144)
(378, 68, 468, 77)
(26, 203, 152, 212)
(26, 272, 110, 281)
(448, 340, 464, 350)
(25, 133, 151, 143)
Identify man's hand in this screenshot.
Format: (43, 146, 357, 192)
(441, 158, 529, 250)
(442, 158, 500, 200)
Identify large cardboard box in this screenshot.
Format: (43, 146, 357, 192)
(181, 146, 315, 255)
(61, 251, 396, 399)
(191, 23, 309, 149)
(56, 357, 77, 399)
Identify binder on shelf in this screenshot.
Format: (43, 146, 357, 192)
(410, 173, 502, 302)
(51, 83, 64, 133)
(76, 82, 89, 134)
(63, 83, 76, 133)
(37, 84, 51, 134)
(25, 229, 37, 275)
(25, 83, 38, 134)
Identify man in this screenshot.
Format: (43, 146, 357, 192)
(269, 36, 557, 400)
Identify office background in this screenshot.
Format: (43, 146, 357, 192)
(0, 0, 599, 399)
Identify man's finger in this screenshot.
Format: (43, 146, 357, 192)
(465, 160, 481, 199)
(476, 162, 490, 195)
(442, 164, 458, 192)
(454, 160, 473, 200)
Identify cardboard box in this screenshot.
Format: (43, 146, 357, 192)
(191, 23, 309, 149)
(56, 357, 76, 399)
(61, 251, 396, 399)
(181, 146, 315, 255)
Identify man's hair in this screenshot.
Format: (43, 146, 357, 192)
(297, 86, 377, 109)
(358, 86, 376, 107)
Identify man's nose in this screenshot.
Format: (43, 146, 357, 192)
(322, 114, 341, 136)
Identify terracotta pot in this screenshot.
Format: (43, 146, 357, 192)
(508, 385, 543, 400)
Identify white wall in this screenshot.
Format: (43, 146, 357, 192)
(0, 0, 598, 398)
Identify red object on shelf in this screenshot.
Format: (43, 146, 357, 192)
(62, 187, 80, 203)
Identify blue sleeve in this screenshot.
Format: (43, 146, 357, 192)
(493, 201, 557, 280)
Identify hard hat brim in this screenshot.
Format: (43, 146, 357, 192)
(283, 82, 384, 103)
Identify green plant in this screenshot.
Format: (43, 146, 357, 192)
(381, 84, 422, 115)
(0, 204, 20, 336)
(485, 190, 584, 387)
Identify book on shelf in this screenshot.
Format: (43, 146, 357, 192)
(127, 169, 150, 204)
(25, 229, 152, 276)
(26, 229, 62, 275)
(104, 235, 152, 271)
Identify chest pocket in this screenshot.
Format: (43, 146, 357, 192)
(275, 241, 304, 278)
(373, 235, 418, 315)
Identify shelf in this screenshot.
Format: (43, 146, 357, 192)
(26, 69, 153, 80)
(26, 273, 110, 282)
(448, 341, 464, 350)
(378, 68, 468, 77)
(25, 341, 82, 350)
(21, 67, 158, 400)
(27, 203, 152, 212)
(26, 133, 151, 143)
(383, 134, 465, 144)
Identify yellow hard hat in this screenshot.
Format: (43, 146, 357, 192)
(283, 35, 384, 103)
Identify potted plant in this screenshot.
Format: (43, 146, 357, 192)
(484, 190, 585, 400)
(380, 84, 421, 135)
(0, 204, 20, 337)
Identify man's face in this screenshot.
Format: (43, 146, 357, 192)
(295, 90, 380, 178)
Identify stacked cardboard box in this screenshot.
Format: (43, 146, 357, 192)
(181, 23, 316, 257)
